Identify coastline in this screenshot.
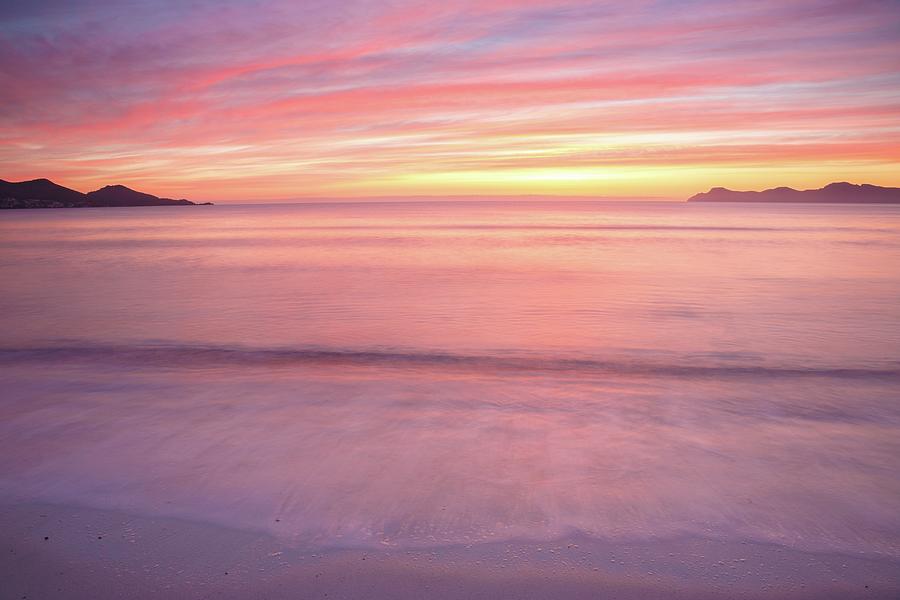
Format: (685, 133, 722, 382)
(2, 501, 897, 600)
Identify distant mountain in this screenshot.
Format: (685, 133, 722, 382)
(688, 182, 900, 203)
(0, 178, 86, 207)
(0, 178, 211, 208)
(85, 184, 195, 207)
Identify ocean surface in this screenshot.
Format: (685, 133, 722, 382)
(1, 200, 899, 558)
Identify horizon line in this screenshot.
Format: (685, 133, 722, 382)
(202, 194, 680, 204)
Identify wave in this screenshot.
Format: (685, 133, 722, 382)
(2, 343, 898, 379)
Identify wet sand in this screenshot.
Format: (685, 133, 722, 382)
(2, 501, 897, 600)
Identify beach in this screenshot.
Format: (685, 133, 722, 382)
(5, 502, 898, 599)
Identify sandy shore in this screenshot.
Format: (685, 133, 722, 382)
(2, 501, 897, 600)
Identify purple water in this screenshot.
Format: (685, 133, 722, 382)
(1, 200, 899, 557)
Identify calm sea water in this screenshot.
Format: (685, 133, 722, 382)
(1, 201, 899, 556)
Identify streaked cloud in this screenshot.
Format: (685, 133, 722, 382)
(1, 0, 898, 199)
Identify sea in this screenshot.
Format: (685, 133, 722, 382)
(1, 200, 899, 559)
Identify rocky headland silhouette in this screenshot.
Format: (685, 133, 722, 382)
(688, 182, 900, 203)
(0, 178, 211, 208)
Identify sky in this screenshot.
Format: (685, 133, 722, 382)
(1, 0, 899, 201)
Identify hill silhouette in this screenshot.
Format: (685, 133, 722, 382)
(688, 182, 900, 203)
(86, 184, 195, 207)
(0, 178, 86, 207)
(0, 178, 210, 208)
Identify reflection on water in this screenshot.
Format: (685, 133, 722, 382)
(1, 201, 899, 556)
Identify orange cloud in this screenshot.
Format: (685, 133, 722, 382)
(1, 0, 898, 199)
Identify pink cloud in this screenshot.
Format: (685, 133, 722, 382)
(1, 0, 898, 197)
